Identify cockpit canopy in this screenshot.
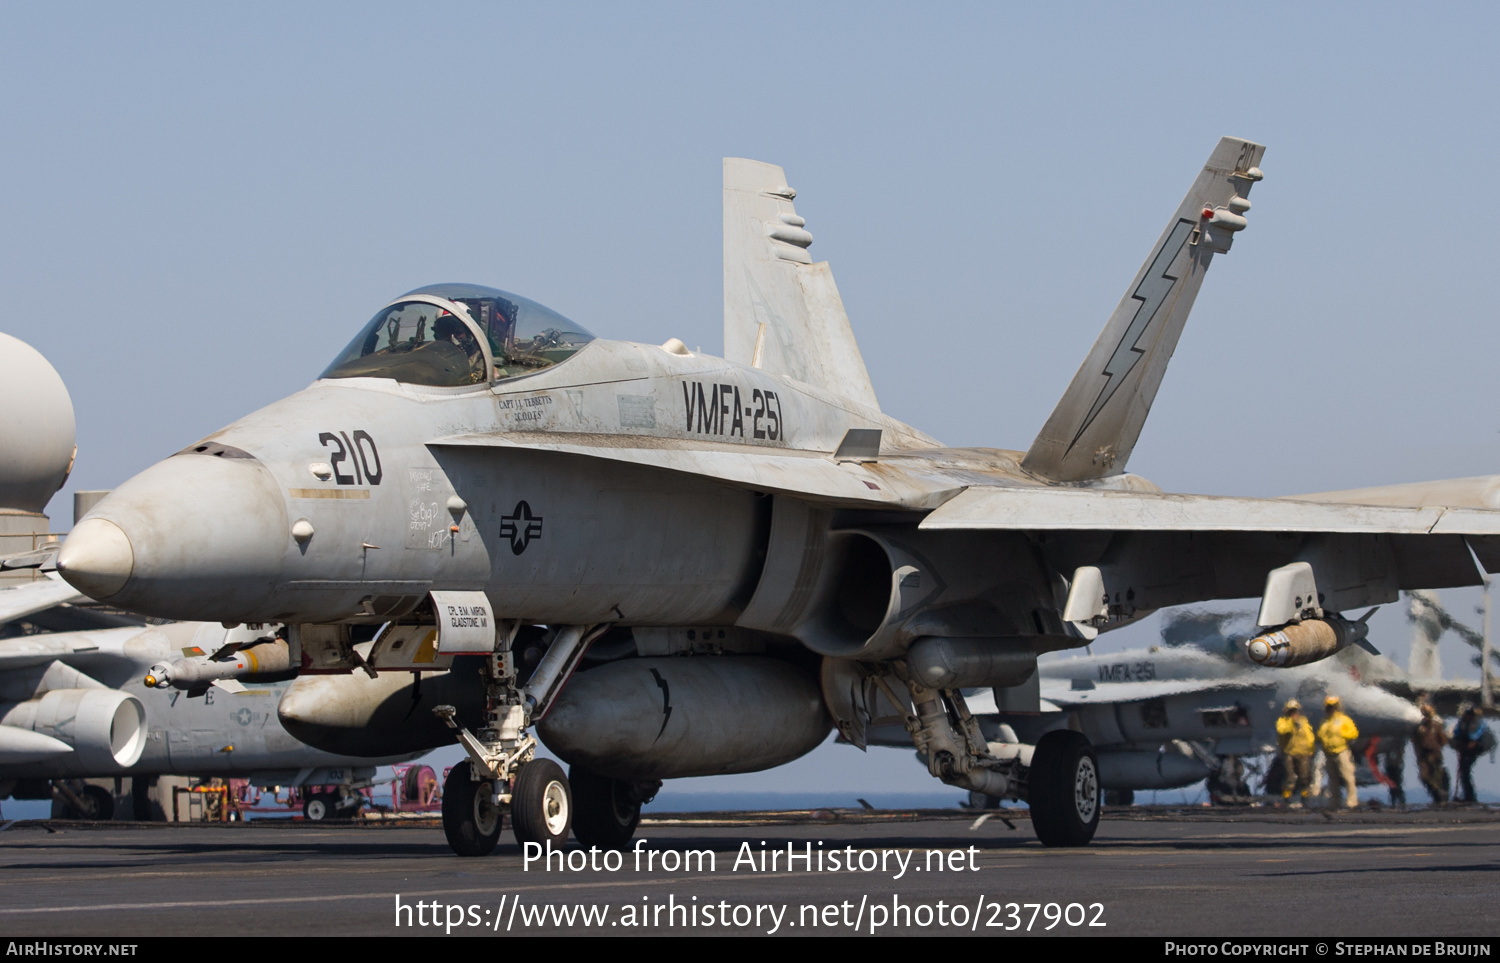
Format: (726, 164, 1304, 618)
(321, 283, 595, 387)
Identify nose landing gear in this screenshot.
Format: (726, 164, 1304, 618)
(435, 624, 599, 857)
(441, 760, 503, 856)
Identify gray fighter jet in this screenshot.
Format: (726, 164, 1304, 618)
(0, 334, 414, 820)
(0, 610, 416, 819)
(859, 607, 1426, 805)
(52, 138, 1500, 852)
(991, 631, 1422, 802)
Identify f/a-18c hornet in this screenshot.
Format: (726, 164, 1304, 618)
(52, 138, 1500, 853)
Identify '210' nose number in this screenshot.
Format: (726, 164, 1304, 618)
(318, 431, 383, 485)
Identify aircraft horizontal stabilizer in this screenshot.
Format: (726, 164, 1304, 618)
(1023, 137, 1265, 483)
(723, 159, 880, 411)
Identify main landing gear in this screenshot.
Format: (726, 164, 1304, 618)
(854, 667, 1101, 847)
(1026, 730, 1100, 847)
(568, 766, 661, 849)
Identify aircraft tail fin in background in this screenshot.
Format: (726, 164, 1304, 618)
(1022, 137, 1266, 483)
(723, 159, 880, 412)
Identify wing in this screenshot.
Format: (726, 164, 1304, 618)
(432, 432, 1500, 535)
(431, 430, 961, 509)
(433, 428, 1500, 621)
(1040, 677, 1273, 708)
(0, 574, 86, 625)
(918, 486, 1500, 535)
(923, 485, 1498, 617)
(1290, 475, 1500, 511)
(1023, 137, 1264, 482)
(0, 629, 102, 670)
(1289, 475, 1500, 573)
(722, 159, 880, 411)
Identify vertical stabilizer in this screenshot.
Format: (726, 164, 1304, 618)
(1022, 137, 1265, 482)
(1407, 590, 1446, 682)
(723, 159, 880, 411)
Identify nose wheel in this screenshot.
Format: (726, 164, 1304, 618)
(442, 761, 502, 857)
(510, 759, 572, 847)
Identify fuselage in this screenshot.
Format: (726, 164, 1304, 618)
(1034, 645, 1422, 753)
(56, 333, 1078, 628)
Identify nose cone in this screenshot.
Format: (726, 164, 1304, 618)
(55, 518, 134, 599)
(58, 452, 289, 622)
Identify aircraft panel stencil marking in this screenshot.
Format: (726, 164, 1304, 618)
(617, 394, 657, 429)
(495, 394, 555, 424)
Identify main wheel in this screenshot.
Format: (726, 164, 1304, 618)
(131, 776, 156, 821)
(511, 759, 571, 848)
(1027, 730, 1100, 847)
(442, 761, 502, 857)
(303, 792, 332, 821)
(332, 792, 365, 820)
(75, 785, 114, 820)
(569, 766, 641, 849)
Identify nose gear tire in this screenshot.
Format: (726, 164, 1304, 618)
(511, 758, 572, 847)
(1027, 729, 1100, 847)
(442, 761, 502, 857)
(569, 766, 642, 849)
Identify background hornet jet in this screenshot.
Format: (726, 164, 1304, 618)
(52, 137, 1500, 854)
(869, 610, 1426, 808)
(0, 333, 419, 820)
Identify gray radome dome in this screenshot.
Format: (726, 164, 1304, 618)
(0, 331, 76, 513)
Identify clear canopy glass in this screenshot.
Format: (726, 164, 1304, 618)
(321, 284, 595, 387)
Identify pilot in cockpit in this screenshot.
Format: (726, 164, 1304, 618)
(434, 311, 486, 384)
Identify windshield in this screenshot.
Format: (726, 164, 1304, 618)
(321, 284, 595, 387)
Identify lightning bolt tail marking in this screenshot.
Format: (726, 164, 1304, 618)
(1067, 217, 1197, 453)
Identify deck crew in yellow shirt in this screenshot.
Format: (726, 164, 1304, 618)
(1318, 695, 1361, 808)
(1275, 699, 1316, 806)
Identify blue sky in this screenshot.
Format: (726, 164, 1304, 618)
(3, 2, 1497, 796)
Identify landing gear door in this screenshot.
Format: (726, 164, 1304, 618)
(430, 590, 497, 655)
(367, 624, 454, 671)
